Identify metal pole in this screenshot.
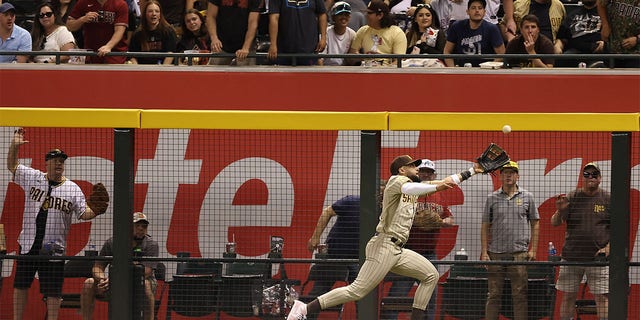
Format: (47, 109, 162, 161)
(111, 128, 135, 320)
(609, 132, 631, 320)
(358, 130, 381, 320)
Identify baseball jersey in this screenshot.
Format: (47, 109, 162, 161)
(482, 186, 539, 253)
(513, 0, 566, 42)
(561, 188, 610, 262)
(13, 164, 87, 255)
(69, 0, 129, 53)
(405, 191, 453, 254)
(376, 175, 419, 244)
(602, 0, 640, 54)
(446, 19, 504, 66)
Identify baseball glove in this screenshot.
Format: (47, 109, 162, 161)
(413, 208, 444, 231)
(477, 143, 510, 173)
(87, 183, 109, 215)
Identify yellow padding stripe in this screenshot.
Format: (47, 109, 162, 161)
(389, 113, 640, 132)
(0, 108, 141, 128)
(141, 110, 389, 130)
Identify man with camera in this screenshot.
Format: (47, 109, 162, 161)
(552, 162, 610, 320)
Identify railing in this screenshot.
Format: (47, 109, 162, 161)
(1, 50, 639, 68)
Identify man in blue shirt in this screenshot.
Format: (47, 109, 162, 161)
(443, 0, 505, 67)
(0, 3, 31, 63)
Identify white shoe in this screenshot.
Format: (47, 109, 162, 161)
(287, 300, 307, 320)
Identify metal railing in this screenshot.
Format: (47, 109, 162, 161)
(1, 50, 639, 68)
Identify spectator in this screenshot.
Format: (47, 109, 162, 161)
(348, 0, 407, 66)
(597, 0, 640, 68)
(325, 0, 366, 32)
(0, 3, 31, 63)
(51, 0, 83, 48)
(268, 0, 327, 65)
(128, 0, 178, 65)
(31, 2, 76, 63)
(481, 161, 539, 320)
(177, 8, 210, 65)
(141, 0, 194, 36)
(320, 1, 356, 66)
(551, 162, 610, 320)
(443, 0, 505, 67)
(206, 0, 261, 66)
(504, 0, 565, 43)
(81, 212, 159, 320)
(553, 0, 603, 67)
(406, 4, 445, 54)
(67, 0, 129, 64)
(7, 128, 104, 320)
(383, 160, 456, 320)
(505, 14, 554, 68)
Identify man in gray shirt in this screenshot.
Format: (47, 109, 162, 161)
(481, 161, 540, 320)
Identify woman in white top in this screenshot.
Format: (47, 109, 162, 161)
(31, 2, 76, 63)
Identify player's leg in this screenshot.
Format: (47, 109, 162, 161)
(485, 253, 507, 320)
(388, 249, 437, 320)
(81, 278, 98, 320)
(506, 252, 529, 320)
(40, 260, 65, 320)
(318, 235, 399, 309)
(13, 257, 38, 320)
(144, 277, 157, 320)
(585, 266, 609, 319)
(555, 265, 584, 320)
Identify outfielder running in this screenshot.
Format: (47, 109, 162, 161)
(287, 155, 484, 320)
(7, 128, 108, 320)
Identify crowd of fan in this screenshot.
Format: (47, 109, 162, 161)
(0, 0, 637, 67)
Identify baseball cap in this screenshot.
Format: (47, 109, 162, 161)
(133, 212, 150, 224)
(417, 159, 436, 171)
(500, 161, 519, 172)
(0, 3, 16, 13)
(467, 0, 487, 8)
(583, 162, 601, 173)
(45, 149, 68, 161)
(367, 0, 389, 14)
(332, 1, 351, 15)
(390, 155, 422, 175)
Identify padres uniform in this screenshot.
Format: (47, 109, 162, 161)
(317, 175, 439, 311)
(13, 164, 87, 255)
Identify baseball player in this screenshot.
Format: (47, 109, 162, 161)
(7, 128, 106, 320)
(287, 155, 484, 320)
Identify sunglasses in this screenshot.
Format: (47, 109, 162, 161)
(583, 171, 600, 178)
(416, 3, 432, 9)
(333, 3, 351, 14)
(39, 11, 54, 18)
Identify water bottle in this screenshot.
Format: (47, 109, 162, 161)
(454, 248, 468, 260)
(548, 242, 559, 261)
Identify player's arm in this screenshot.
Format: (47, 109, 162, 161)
(441, 163, 483, 186)
(80, 208, 100, 220)
(402, 179, 453, 196)
(308, 205, 336, 251)
(7, 128, 28, 174)
(443, 41, 456, 67)
(480, 222, 490, 261)
(528, 219, 539, 260)
(206, 2, 222, 53)
(551, 194, 569, 226)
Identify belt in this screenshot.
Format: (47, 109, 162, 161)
(390, 237, 405, 248)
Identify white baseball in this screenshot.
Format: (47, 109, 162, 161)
(502, 125, 512, 134)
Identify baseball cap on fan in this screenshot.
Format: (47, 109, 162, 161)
(45, 149, 68, 161)
(417, 159, 436, 171)
(583, 162, 601, 173)
(367, 0, 389, 14)
(332, 1, 351, 16)
(500, 161, 519, 172)
(390, 155, 422, 175)
(0, 3, 16, 13)
(133, 212, 150, 224)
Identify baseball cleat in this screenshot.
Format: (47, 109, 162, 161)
(286, 300, 307, 320)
